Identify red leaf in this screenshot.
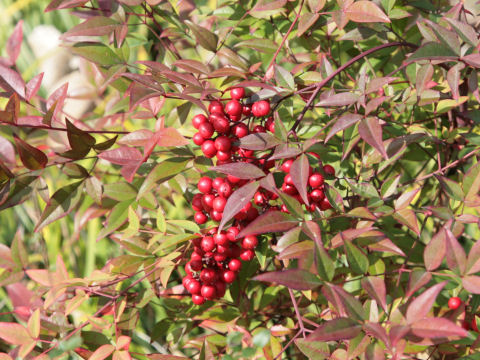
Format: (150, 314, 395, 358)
(462, 275, 480, 294)
(466, 240, 480, 275)
(0, 64, 25, 98)
(253, 269, 321, 290)
(25, 73, 44, 101)
(424, 229, 446, 271)
(290, 154, 310, 205)
(345, 1, 390, 23)
(88, 344, 115, 360)
(0, 323, 32, 345)
(98, 146, 143, 166)
(118, 129, 154, 147)
(237, 210, 298, 237)
(445, 228, 466, 274)
(406, 270, 432, 298)
(61, 16, 120, 39)
(363, 322, 390, 348)
(0, 135, 15, 164)
(395, 188, 420, 211)
(325, 113, 362, 143)
(358, 117, 388, 159)
(361, 277, 387, 312)
(211, 163, 266, 180)
(45, 0, 89, 12)
(156, 127, 189, 147)
(316, 92, 359, 107)
(13, 135, 48, 170)
(218, 181, 259, 232)
(306, 318, 361, 342)
(410, 317, 468, 338)
(6, 21, 23, 65)
(406, 281, 447, 324)
(237, 132, 281, 150)
(46, 83, 68, 125)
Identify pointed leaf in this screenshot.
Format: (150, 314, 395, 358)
(395, 188, 419, 211)
(406, 270, 432, 298)
(410, 317, 468, 338)
(27, 309, 40, 338)
(211, 163, 265, 179)
(62, 17, 119, 38)
(0, 64, 26, 98)
(294, 338, 329, 360)
(219, 181, 259, 232)
(307, 318, 361, 342)
(361, 277, 387, 312)
(462, 275, 480, 294)
(463, 162, 480, 199)
(253, 269, 321, 290)
(173, 59, 209, 75)
(25, 73, 43, 101)
(424, 229, 446, 271)
(290, 154, 310, 205)
(0, 323, 32, 345)
(237, 210, 298, 237)
(408, 42, 457, 62)
(70, 43, 122, 67)
(393, 208, 420, 235)
(156, 127, 189, 147)
(436, 175, 464, 201)
(325, 113, 362, 143)
(13, 135, 48, 170)
(90, 344, 115, 360)
(185, 21, 218, 52)
(345, 1, 390, 23)
(297, 12, 320, 37)
(237, 133, 282, 150)
(316, 92, 359, 107)
(445, 228, 466, 274)
(358, 117, 388, 159)
(406, 281, 447, 323)
(7, 21, 23, 64)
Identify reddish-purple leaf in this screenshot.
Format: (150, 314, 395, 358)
(462, 275, 480, 294)
(156, 128, 189, 147)
(13, 136, 47, 170)
(466, 240, 480, 275)
(0, 64, 25, 98)
(328, 284, 366, 321)
(253, 269, 321, 290)
(61, 17, 119, 39)
(302, 220, 322, 247)
(395, 188, 420, 211)
(389, 325, 410, 348)
(278, 241, 314, 260)
(316, 92, 359, 107)
(0, 323, 32, 345)
(0, 136, 15, 164)
(447, 63, 463, 100)
(98, 146, 143, 166)
(297, 12, 320, 37)
(118, 129, 154, 147)
(173, 59, 209, 75)
(393, 208, 420, 235)
(325, 113, 362, 143)
(268, 145, 302, 161)
(358, 117, 388, 159)
(219, 181, 259, 232)
(89, 344, 115, 360)
(6, 21, 23, 65)
(424, 229, 446, 271)
(290, 154, 310, 205)
(406, 270, 432, 298)
(410, 317, 468, 338)
(365, 77, 397, 94)
(307, 318, 361, 342)
(46, 83, 68, 125)
(445, 228, 466, 274)
(345, 1, 390, 23)
(45, 0, 89, 12)
(361, 277, 387, 312)
(462, 54, 480, 68)
(237, 132, 282, 151)
(25, 73, 44, 101)
(237, 210, 298, 238)
(406, 281, 447, 324)
(363, 322, 390, 348)
(211, 162, 265, 180)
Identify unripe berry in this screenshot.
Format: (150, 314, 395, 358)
(323, 164, 335, 176)
(252, 100, 270, 117)
(228, 258, 242, 272)
(194, 212, 207, 224)
(225, 99, 243, 117)
(201, 140, 217, 158)
(223, 270, 236, 283)
(201, 284, 216, 299)
(309, 173, 324, 188)
(242, 235, 258, 249)
(215, 136, 231, 152)
(230, 87, 245, 100)
(201, 236, 215, 252)
(198, 177, 212, 193)
(192, 294, 205, 305)
(198, 122, 214, 139)
(192, 114, 208, 129)
(448, 297, 462, 310)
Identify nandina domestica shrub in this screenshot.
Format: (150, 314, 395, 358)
(1, 0, 480, 359)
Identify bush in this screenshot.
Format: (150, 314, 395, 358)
(1, 0, 480, 359)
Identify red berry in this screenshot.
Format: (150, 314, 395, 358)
(227, 174, 241, 184)
(282, 183, 298, 195)
(209, 101, 224, 114)
(246, 207, 259, 221)
(212, 177, 224, 190)
(186, 279, 201, 294)
(281, 159, 294, 173)
(189, 259, 203, 271)
(192, 114, 208, 129)
(201, 284, 216, 299)
(192, 132, 205, 146)
(201, 140, 217, 158)
(230, 87, 245, 100)
(309, 173, 324, 188)
(185, 261, 193, 274)
(215, 136, 231, 151)
(232, 123, 249, 138)
(200, 268, 217, 284)
(198, 122, 214, 139)
(216, 150, 231, 161)
(201, 236, 215, 252)
(214, 233, 228, 246)
(265, 117, 275, 132)
(242, 235, 258, 249)
(225, 100, 243, 117)
(254, 191, 266, 206)
(230, 115, 242, 122)
(213, 196, 227, 212)
(182, 275, 193, 288)
(284, 174, 294, 186)
(240, 249, 255, 261)
(198, 177, 213, 193)
(212, 117, 230, 134)
(319, 198, 332, 211)
(192, 294, 205, 305)
(216, 243, 229, 254)
(191, 194, 203, 211)
(210, 210, 223, 222)
(472, 316, 479, 332)
(252, 100, 270, 117)
(202, 193, 215, 210)
(323, 164, 335, 176)
(228, 259, 242, 272)
(253, 125, 266, 133)
(223, 270, 236, 283)
(215, 281, 226, 298)
(310, 188, 325, 203)
(227, 226, 240, 242)
(448, 297, 462, 310)
(218, 182, 232, 198)
(194, 212, 207, 224)
(191, 252, 202, 261)
(214, 253, 227, 262)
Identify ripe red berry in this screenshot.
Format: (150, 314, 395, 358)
(284, 174, 294, 186)
(281, 159, 294, 173)
(228, 258, 242, 272)
(216, 150, 231, 161)
(186, 279, 201, 294)
(227, 226, 240, 242)
(191, 252, 202, 261)
(282, 183, 298, 196)
(214, 232, 228, 246)
(212, 117, 230, 134)
(214, 253, 227, 262)
(198, 122, 214, 139)
(230, 87, 245, 100)
(202, 194, 215, 210)
(227, 174, 241, 184)
(310, 188, 325, 202)
(213, 196, 227, 212)
(218, 182, 232, 198)
(253, 125, 266, 133)
(201, 140, 217, 158)
(240, 249, 255, 261)
(323, 164, 335, 176)
(472, 316, 479, 332)
(209, 101, 224, 114)
(309, 173, 324, 188)
(210, 210, 223, 222)
(189, 259, 203, 271)
(197, 177, 212, 193)
(225, 100, 243, 117)
(212, 177, 224, 190)
(232, 123, 249, 138)
(192, 132, 205, 146)
(246, 207, 259, 221)
(448, 297, 462, 310)
(216, 244, 229, 254)
(223, 270, 236, 283)
(252, 100, 270, 117)
(215, 136, 231, 152)
(201, 284, 216, 299)
(192, 114, 208, 129)
(319, 197, 332, 211)
(182, 275, 193, 288)
(194, 212, 207, 224)
(215, 281, 227, 298)
(201, 236, 215, 252)
(242, 235, 258, 249)
(192, 294, 205, 305)
(200, 268, 217, 284)
(230, 115, 242, 122)
(254, 191, 266, 206)
(191, 194, 203, 211)
(242, 104, 252, 116)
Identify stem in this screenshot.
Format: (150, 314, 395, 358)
(288, 288, 306, 338)
(289, 42, 417, 133)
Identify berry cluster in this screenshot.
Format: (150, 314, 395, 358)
(183, 87, 336, 305)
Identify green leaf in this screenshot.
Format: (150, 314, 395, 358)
(185, 21, 218, 52)
(252, 328, 270, 348)
(253, 269, 322, 290)
(463, 162, 480, 199)
(344, 241, 369, 274)
(295, 338, 329, 360)
(70, 43, 123, 67)
(235, 38, 278, 53)
(35, 181, 84, 232)
(408, 42, 457, 62)
(97, 200, 133, 240)
(436, 175, 464, 201)
(315, 244, 334, 281)
(274, 65, 295, 90)
(13, 135, 47, 170)
(104, 182, 137, 202)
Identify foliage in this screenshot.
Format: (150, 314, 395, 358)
(1, 0, 480, 359)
